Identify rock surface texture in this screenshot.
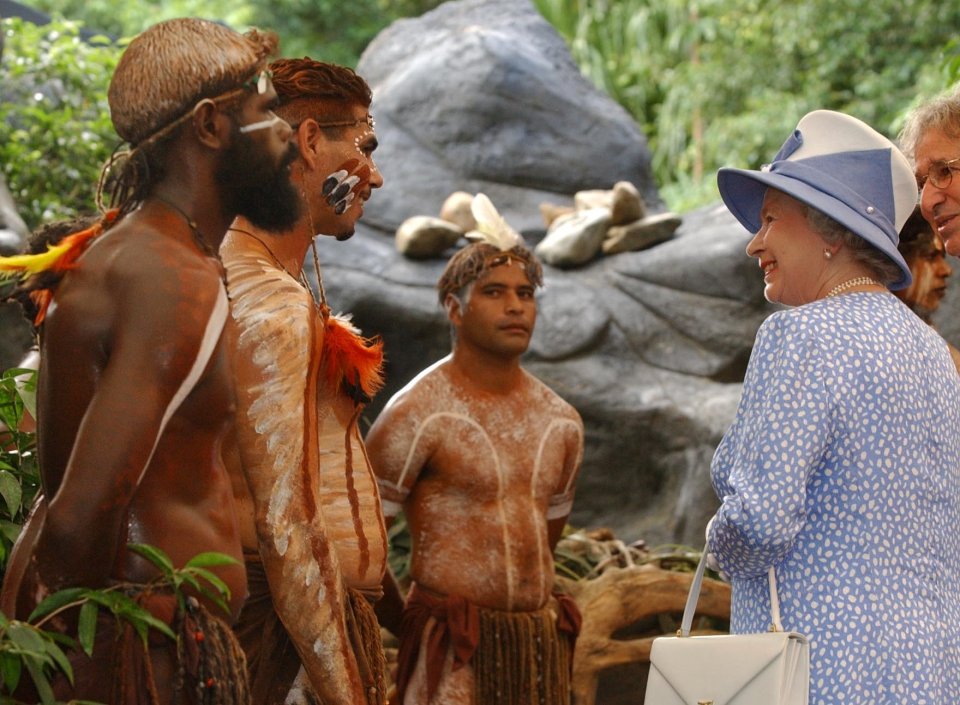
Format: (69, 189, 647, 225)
(313, 0, 960, 547)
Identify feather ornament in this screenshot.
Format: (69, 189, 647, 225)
(0, 209, 118, 279)
(465, 193, 523, 251)
(321, 312, 385, 405)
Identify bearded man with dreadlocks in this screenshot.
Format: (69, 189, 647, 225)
(0, 17, 300, 704)
(220, 57, 388, 705)
(366, 196, 585, 705)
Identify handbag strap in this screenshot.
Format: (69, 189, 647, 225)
(679, 549, 783, 637)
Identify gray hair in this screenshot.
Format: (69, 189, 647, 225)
(803, 205, 901, 286)
(899, 85, 960, 160)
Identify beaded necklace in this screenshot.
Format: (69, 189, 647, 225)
(155, 197, 228, 285)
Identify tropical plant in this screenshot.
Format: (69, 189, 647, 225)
(0, 544, 239, 704)
(534, 0, 960, 211)
(0, 17, 120, 231)
(22, 0, 445, 68)
(0, 366, 39, 578)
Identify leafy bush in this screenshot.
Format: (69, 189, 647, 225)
(0, 368, 240, 703)
(0, 18, 121, 231)
(0, 366, 39, 577)
(534, 0, 960, 212)
(1, 544, 239, 704)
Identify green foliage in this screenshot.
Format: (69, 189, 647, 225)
(0, 17, 120, 230)
(0, 543, 239, 702)
(24, 0, 253, 42)
(534, 0, 960, 212)
(24, 0, 444, 68)
(247, 0, 446, 67)
(0, 368, 39, 579)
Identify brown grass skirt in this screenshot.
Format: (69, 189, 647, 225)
(472, 604, 573, 705)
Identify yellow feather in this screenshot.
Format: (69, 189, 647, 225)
(0, 240, 74, 275)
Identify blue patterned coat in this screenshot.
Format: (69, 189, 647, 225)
(708, 292, 960, 705)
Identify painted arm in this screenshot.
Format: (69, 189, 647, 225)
(36, 258, 227, 595)
(707, 313, 830, 579)
(547, 411, 585, 552)
(227, 261, 364, 704)
(365, 390, 434, 637)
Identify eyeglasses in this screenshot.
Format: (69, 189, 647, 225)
(290, 114, 375, 131)
(917, 156, 960, 193)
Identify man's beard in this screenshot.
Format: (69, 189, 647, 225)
(218, 125, 301, 232)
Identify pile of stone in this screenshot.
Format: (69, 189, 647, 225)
(394, 183, 681, 268)
(537, 181, 681, 267)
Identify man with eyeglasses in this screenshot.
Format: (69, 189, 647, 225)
(220, 57, 387, 705)
(366, 218, 584, 705)
(900, 86, 960, 257)
(0, 18, 298, 704)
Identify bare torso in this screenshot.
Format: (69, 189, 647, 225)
(369, 357, 583, 611)
(221, 229, 385, 704)
(6, 212, 246, 621)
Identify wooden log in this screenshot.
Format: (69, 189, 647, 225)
(560, 565, 730, 705)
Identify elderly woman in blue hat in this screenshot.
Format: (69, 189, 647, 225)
(706, 110, 960, 705)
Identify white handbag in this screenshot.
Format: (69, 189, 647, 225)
(644, 551, 809, 705)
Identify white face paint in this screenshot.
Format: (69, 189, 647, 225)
(239, 112, 284, 134)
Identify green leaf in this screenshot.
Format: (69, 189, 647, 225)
(0, 470, 22, 516)
(175, 571, 200, 591)
(21, 653, 55, 705)
(127, 613, 175, 642)
(126, 543, 174, 575)
(0, 520, 24, 545)
(77, 601, 98, 657)
(6, 622, 49, 654)
(42, 641, 73, 686)
(183, 551, 241, 569)
(188, 567, 231, 599)
(0, 653, 22, 693)
(29, 587, 88, 622)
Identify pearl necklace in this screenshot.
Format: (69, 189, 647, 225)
(825, 277, 882, 298)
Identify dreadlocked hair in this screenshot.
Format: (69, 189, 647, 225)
(98, 136, 171, 217)
(436, 241, 544, 305)
(269, 57, 372, 130)
(0, 210, 120, 327)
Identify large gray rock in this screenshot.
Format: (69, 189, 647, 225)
(312, 202, 774, 547)
(306, 0, 780, 547)
(314, 0, 960, 550)
(356, 0, 662, 236)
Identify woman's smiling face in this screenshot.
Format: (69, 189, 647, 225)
(746, 189, 832, 306)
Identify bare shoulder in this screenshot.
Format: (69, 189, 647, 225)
(80, 217, 222, 302)
(521, 369, 583, 428)
(379, 356, 453, 419)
